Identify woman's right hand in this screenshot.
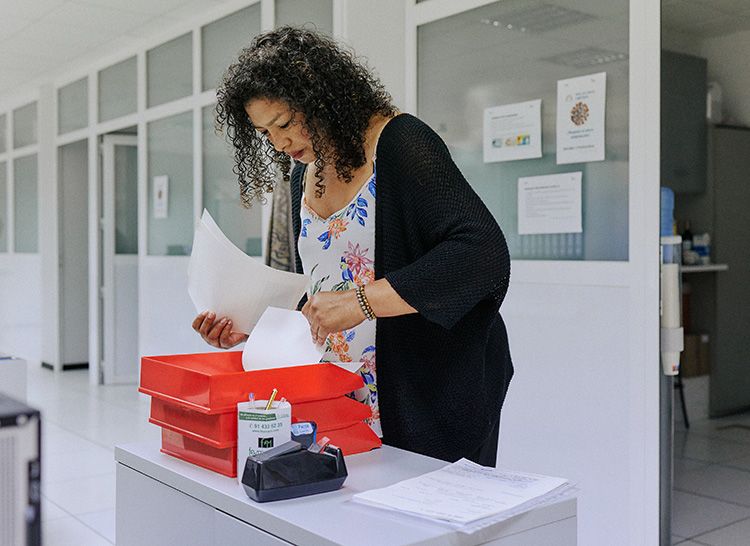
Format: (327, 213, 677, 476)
(192, 311, 249, 349)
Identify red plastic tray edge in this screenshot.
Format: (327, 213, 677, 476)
(159, 446, 237, 478)
(149, 416, 236, 449)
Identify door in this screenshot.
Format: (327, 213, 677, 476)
(100, 134, 139, 384)
(58, 140, 89, 368)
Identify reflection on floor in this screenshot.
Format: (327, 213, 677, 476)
(673, 409, 750, 545)
(24, 362, 750, 545)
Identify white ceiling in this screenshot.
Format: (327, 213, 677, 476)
(1, 0, 750, 100)
(0, 0, 238, 97)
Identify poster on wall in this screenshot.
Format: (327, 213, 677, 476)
(556, 72, 606, 164)
(517, 172, 582, 235)
(483, 99, 542, 163)
(153, 175, 169, 219)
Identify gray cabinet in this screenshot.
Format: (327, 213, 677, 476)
(661, 50, 707, 194)
(710, 126, 750, 416)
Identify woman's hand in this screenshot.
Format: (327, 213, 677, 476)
(192, 312, 249, 349)
(301, 290, 366, 345)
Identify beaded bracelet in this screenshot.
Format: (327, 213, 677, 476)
(356, 285, 376, 321)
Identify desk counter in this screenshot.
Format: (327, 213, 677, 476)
(115, 442, 576, 545)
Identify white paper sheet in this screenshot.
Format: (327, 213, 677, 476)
(517, 172, 582, 235)
(556, 72, 606, 164)
(241, 307, 325, 371)
(187, 210, 308, 334)
(483, 99, 542, 163)
(352, 459, 570, 529)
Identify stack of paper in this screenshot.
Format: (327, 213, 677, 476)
(189, 210, 330, 371)
(351, 459, 574, 534)
(187, 209, 308, 335)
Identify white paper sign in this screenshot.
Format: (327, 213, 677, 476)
(153, 175, 169, 219)
(483, 100, 543, 163)
(556, 72, 606, 164)
(187, 210, 308, 334)
(518, 172, 582, 235)
(242, 307, 325, 371)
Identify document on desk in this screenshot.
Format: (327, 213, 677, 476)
(352, 459, 572, 533)
(188, 210, 308, 335)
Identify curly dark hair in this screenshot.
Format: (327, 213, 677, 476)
(215, 26, 397, 206)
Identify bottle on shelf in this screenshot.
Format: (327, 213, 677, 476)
(681, 220, 697, 265)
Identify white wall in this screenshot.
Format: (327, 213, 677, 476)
(0, 254, 42, 362)
(663, 26, 750, 128)
(700, 29, 750, 127)
(662, 28, 703, 56)
(343, 0, 407, 110)
(500, 282, 636, 543)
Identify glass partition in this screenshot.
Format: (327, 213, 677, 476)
(13, 154, 38, 253)
(115, 144, 138, 254)
(58, 77, 88, 134)
(99, 56, 137, 122)
(202, 105, 263, 255)
(0, 162, 6, 252)
(147, 33, 192, 108)
(201, 4, 261, 92)
(0, 114, 6, 153)
(417, 0, 629, 261)
(13, 103, 37, 149)
(147, 112, 193, 255)
(275, 0, 333, 32)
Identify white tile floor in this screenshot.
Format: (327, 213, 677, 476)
(27, 364, 158, 546)
(672, 411, 750, 545)
(23, 363, 750, 545)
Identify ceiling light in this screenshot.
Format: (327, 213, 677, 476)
(542, 47, 629, 68)
(480, 3, 596, 34)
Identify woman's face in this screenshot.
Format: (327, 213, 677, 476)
(245, 98, 314, 164)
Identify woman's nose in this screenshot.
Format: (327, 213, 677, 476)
(268, 133, 289, 153)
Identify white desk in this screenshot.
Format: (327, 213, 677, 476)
(116, 442, 576, 545)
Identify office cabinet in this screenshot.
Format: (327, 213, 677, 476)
(710, 126, 750, 416)
(661, 50, 707, 194)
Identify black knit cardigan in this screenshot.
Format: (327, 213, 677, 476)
(290, 114, 513, 462)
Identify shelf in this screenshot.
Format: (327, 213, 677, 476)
(681, 264, 729, 273)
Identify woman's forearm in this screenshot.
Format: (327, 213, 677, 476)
(365, 278, 417, 318)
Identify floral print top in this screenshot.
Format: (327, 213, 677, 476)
(298, 168, 381, 437)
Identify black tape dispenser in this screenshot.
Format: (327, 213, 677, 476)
(241, 439, 348, 502)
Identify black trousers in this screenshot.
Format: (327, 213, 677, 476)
(467, 417, 500, 467)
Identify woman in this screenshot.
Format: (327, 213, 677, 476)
(193, 27, 512, 466)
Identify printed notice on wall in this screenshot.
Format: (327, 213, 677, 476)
(483, 99, 542, 163)
(556, 72, 606, 164)
(518, 172, 582, 235)
(153, 175, 169, 219)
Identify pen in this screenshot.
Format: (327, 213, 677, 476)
(248, 392, 255, 410)
(265, 388, 278, 410)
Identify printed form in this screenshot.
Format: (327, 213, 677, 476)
(352, 459, 572, 533)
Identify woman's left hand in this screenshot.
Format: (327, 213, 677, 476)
(301, 289, 366, 346)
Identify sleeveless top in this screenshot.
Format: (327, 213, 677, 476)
(297, 166, 381, 437)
